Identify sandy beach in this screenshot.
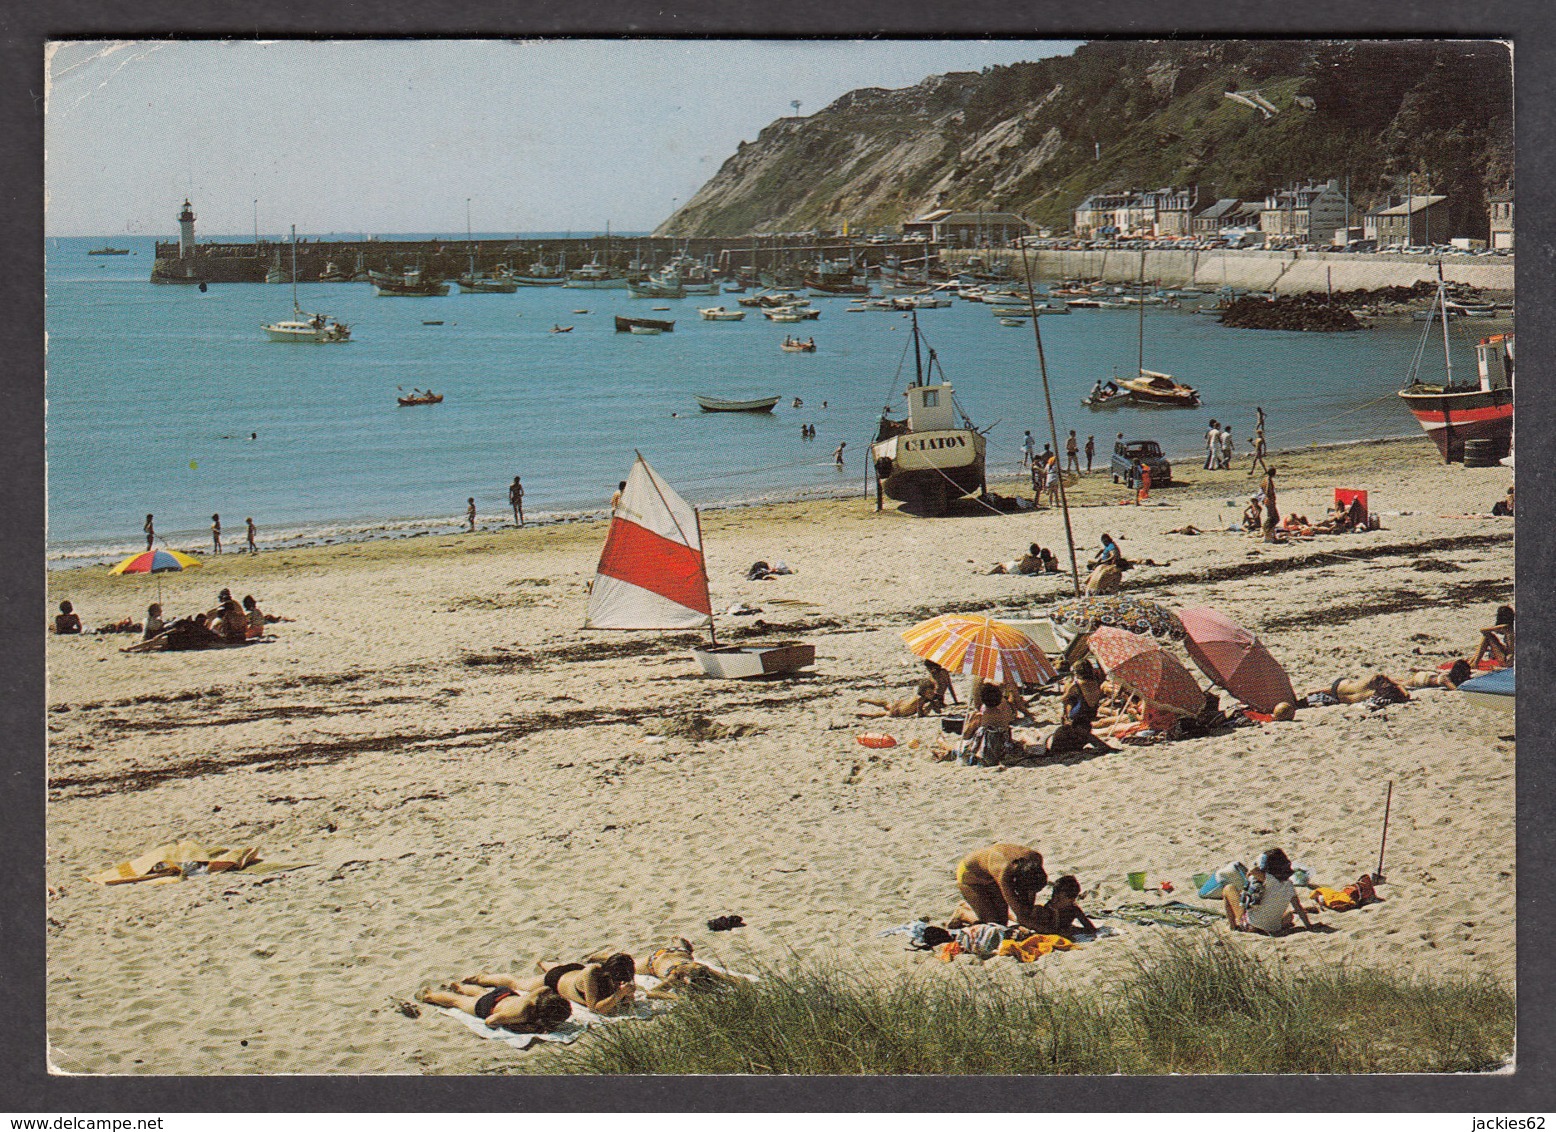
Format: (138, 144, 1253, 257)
(44, 434, 1516, 1074)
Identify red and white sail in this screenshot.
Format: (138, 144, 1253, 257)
(585, 455, 713, 631)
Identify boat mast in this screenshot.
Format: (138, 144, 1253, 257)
(911, 311, 925, 386)
(467, 198, 475, 280)
(1436, 261, 1453, 387)
(693, 504, 717, 647)
(290, 224, 299, 313)
(1137, 246, 1146, 378)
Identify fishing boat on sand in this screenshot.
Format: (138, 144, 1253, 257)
(586, 453, 815, 679)
(695, 394, 781, 413)
(869, 312, 987, 515)
(1398, 270, 1513, 463)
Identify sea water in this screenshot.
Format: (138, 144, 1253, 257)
(45, 235, 1493, 566)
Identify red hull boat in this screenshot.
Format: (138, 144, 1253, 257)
(1399, 331, 1514, 463)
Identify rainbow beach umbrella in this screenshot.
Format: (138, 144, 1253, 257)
(901, 613, 1057, 686)
(109, 548, 202, 602)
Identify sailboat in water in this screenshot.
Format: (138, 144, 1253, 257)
(1087, 248, 1198, 408)
(586, 454, 815, 678)
(261, 226, 351, 342)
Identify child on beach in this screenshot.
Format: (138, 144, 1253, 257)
(53, 601, 82, 635)
(245, 517, 257, 554)
(857, 678, 938, 719)
(1222, 848, 1317, 935)
(1035, 874, 1098, 938)
(211, 513, 222, 555)
(466, 497, 477, 532)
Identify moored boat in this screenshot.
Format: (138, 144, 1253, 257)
(372, 267, 449, 296)
(869, 313, 987, 515)
(629, 324, 663, 335)
(699, 307, 746, 321)
(262, 225, 352, 342)
(397, 391, 443, 406)
(565, 258, 628, 289)
(614, 315, 675, 333)
(1119, 370, 1201, 408)
(1398, 273, 1513, 463)
(87, 246, 131, 255)
(695, 394, 781, 412)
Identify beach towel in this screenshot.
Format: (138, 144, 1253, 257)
(86, 841, 306, 886)
(1099, 901, 1223, 929)
(995, 934, 1075, 962)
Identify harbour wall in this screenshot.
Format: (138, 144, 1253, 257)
(953, 248, 1514, 295)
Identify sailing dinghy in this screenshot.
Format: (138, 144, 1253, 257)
(585, 454, 815, 678)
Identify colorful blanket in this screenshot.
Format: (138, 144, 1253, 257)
(1099, 901, 1223, 929)
(86, 840, 305, 886)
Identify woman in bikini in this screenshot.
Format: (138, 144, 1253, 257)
(1310, 673, 1411, 705)
(465, 954, 638, 1016)
(601, 939, 746, 999)
(958, 681, 1022, 765)
(1046, 661, 1117, 755)
(416, 980, 572, 1033)
(857, 678, 937, 718)
(950, 843, 1049, 929)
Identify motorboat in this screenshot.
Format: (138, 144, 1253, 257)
(262, 225, 352, 342)
(397, 391, 443, 406)
(1118, 370, 1201, 408)
(1082, 381, 1134, 409)
(1399, 271, 1513, 463)
(695, 394, 781, 412)
(615, 315, 675, 333)
(699, 307, 746, 321)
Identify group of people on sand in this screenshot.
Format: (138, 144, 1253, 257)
(1302, 605, 1513, 705)
(120, 589, 279, 652)
(420, 938, 743, 1034)
(947, 842, 1319, 949)
(143, 513, 259, 556)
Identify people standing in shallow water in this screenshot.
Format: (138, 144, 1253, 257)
(210, 514, 221, 555)
(144, 514, 155, 551)
(951, 844, 1049, 929)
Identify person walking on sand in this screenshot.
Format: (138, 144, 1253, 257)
(1045, 453, 1061, 507)
(210, 513, 222, 555)
(1066, 430, 1080, 474)
(509, 476, 525, 527)
(466, 497, 477, 533)
(1219, 430, 1235, 470)
(245, 517, 257, 555)
(1085, 435, 1095, 474)
(1250, 429, 1268, 474)
(833, 440, 846, 468)
(1021, 430, 1035, 468)
(610, 480, 626, 512)
(1204, 419, 1219, 470)
(1261, 466, 1280, 542)
(144, 513, 155, 551)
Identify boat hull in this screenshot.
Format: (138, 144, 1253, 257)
(871, 429, 987, 512)
(1398, 387, 1513, 462)
(696, 395, 780, 412)
(565, 275, 628, 289)
(615, 316, 675, 333)
(1458, 667, 1514, 713)
(458, 278, 519, 293)
(263, 323, 350, 343)
(692, 641, 816, 679)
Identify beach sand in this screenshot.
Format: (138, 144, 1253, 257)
(44, 434, 1516, 1074)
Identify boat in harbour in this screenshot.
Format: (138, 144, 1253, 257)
(1398, 270, 1513, 463)
(869, 312, 988, 514)
(627, 273, 687, 299)
(780, 336, 816, 352)
(372, 266, 449, 296)
(699, 307, 746, 321)
(629, 324, 663, 335)
(585, 453, 815, 679)
(614, 315, 675, 333)
(397, 391, 443, 406)
(695, 394, 781, 413)
(261, 225, 352, 342)
(1118, 369, 1201, 408)
(1081, 379, 1134, 409)
(87, 246, 130, 255)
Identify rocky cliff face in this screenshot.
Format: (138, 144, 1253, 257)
(659, 40, 1512, 238)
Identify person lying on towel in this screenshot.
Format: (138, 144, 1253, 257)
(591, 938, 747, 1000)
(458, 954, 639, 1016)
(417, 979, 572, 1033)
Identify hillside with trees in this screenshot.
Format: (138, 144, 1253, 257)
(660, 40, 1512, 239)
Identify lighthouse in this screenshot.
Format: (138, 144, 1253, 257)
(177, 199, 196, 258)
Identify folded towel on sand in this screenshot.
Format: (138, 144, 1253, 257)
(1099, 901, 1223, 929)
(87, 840, 306, 885)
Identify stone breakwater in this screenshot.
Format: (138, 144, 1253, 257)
(958, 248, 1514, 297)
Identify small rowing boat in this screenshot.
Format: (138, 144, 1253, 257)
(695, 394, 781, 413)
(398, 392, 444, 406)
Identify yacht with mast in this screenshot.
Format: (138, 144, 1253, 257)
(261, 226, 351, 342)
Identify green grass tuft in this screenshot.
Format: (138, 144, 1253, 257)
(522, 936, 1513, 1075)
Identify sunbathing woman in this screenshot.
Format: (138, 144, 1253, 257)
(1311, 673, 1411, 706)
(959, 681, 1022, 765)
(417, 980, 572, 1033)
(858, 678, 937, 718)
(593, 938, 746, 1000)
(951, 843, 1049, 929)
(473, 954, 638, 1016)
(1406, 659, 1474, 690)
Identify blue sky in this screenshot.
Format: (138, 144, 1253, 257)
(45, 39, 1079, 237)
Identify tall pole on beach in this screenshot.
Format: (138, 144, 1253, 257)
(1019, 245, 1083, 597)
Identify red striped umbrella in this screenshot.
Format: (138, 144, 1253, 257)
(1176, 606, 1296, 713)
(1086, 626, 1205, 717)
(901, 614, 1057, 686)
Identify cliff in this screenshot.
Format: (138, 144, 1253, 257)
(660, 40, 1512, 239)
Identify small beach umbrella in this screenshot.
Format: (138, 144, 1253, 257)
(1086, 626, 1205, 717)
(1176, 605, 1297, 713)
(901, 613, 1057, 686)
(1048, 594, 1184, 641)
(109, 547, 201, 602)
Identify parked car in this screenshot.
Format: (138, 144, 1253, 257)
(1111, 439, 1173, 486)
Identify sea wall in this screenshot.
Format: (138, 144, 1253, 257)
(956, 249, 1515, 296)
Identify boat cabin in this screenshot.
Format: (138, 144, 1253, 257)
(1476, 334, 1514, 393)
(878, 381, 956, 441)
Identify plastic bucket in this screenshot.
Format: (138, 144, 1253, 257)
(1127, 871, 1147, 891)
(1196, 874, 1224, 900)
(1292, 868, 1310, 887)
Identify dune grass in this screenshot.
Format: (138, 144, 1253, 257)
(529, 936, 1513, 1075)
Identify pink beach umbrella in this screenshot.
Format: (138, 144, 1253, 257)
(1086, 626, 1206, 717)
(1176, 606, 1297, 714)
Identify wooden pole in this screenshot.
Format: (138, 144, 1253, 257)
(1373, 779, 1393, 882)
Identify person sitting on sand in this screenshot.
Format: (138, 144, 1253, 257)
(142, 603, 165, 641)
(923, 660, 958, 710)
(969, 675, 1037, 725)
(858, 678, 938, 719)
(478, 955, 638, 1016)
(53, 601, 82, 635)
(950, 844, 1049, 930)
(1085, 533, 1126, 594)
(1470, 605, 1515, 669)
(1222, 848, 1317, 936)
(958, 681, 1022, 765)
(1034, 874, 1098, 938)
(418, 978, 574, 1033)
(1242, 497, 1262, 533)
(1491, 486, 1514, 517)
(1046, 661, 1119, 756)
(242, 595, 266, 638)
